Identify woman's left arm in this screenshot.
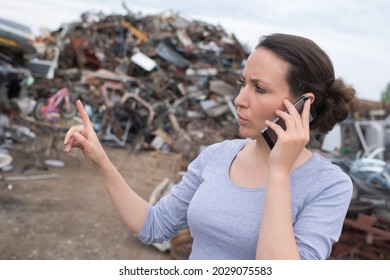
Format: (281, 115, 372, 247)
(256, 99, 311, 260)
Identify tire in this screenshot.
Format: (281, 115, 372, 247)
(60, 102, 77, 119)
(33, 99, 48, 121)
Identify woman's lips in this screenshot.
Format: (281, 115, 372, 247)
(237, 114, 248, 125)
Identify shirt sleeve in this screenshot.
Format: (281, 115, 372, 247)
(135, 143, 219, 244)
(294, 170, 353, 260)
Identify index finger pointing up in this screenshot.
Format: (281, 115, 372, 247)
(76, 99, 92, 129)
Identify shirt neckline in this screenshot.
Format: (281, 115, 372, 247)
(225, 139, 317, 191)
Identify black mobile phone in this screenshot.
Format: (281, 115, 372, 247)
(261, 96, 316, 149)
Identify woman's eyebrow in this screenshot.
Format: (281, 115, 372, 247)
(249, 78, 271, 87)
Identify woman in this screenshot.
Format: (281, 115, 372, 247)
(64, 33, 355, 260)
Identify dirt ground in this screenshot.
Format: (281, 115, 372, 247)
(0, 131, 178, 260)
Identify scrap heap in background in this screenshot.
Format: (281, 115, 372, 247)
(1, 5, 389, 260)
(28, 7, 250, 162)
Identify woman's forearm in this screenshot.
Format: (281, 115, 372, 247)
(256, 170, 300, 259)
(98, 159, 149, 233)
(63, 100, 150, 234)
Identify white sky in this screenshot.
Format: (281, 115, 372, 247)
(1, 0, 389, 101)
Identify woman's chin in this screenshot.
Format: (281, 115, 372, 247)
(238, 129, 259, 140)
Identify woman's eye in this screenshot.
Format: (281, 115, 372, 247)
(238, 79, 246, 87)
(255, 85, 266, 93)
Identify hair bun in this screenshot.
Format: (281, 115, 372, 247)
(312, 78, 355, 133)
(328, 78, 354, 103)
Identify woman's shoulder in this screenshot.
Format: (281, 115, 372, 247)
(311, 153, 351, 178)
(195, 138, 249, 164)
(294, 152, 353, 194)
(187, 138, 249, 171)
(202, 138, 249, 153)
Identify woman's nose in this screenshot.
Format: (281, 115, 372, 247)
(234, 88, 248, 108)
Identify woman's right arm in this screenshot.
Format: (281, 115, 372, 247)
(63, 100, 149, 233)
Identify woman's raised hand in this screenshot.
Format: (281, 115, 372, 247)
(265, 98, 311, 174)
(64, 100, 109, 170)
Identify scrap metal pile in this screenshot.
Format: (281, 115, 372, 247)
(27, 8, 249, 162)
(330, 150, 390, 259)
(4, 6, 390, 259)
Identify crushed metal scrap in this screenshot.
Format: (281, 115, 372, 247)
(330, 152, 390, 259)
(331, 212, 390, 259)
(2, 7, 390, 259)
(27, 9, 249, 163)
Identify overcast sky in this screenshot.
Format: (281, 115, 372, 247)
(1, 0, 389, 101)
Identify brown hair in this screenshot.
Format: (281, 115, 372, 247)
(256, 33, 355, 133)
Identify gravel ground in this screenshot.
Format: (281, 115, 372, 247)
(0, 134, 176, 260)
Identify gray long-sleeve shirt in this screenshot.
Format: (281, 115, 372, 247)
(135, 139, 352, 259)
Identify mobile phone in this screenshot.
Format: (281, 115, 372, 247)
(261, 96, 316, 149)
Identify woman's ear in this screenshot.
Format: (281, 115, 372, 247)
(304, 92, 315, 104)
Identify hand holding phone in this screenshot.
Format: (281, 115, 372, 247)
(261, 96, 316, 149)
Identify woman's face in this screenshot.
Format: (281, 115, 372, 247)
(234, 47, 292, 139)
